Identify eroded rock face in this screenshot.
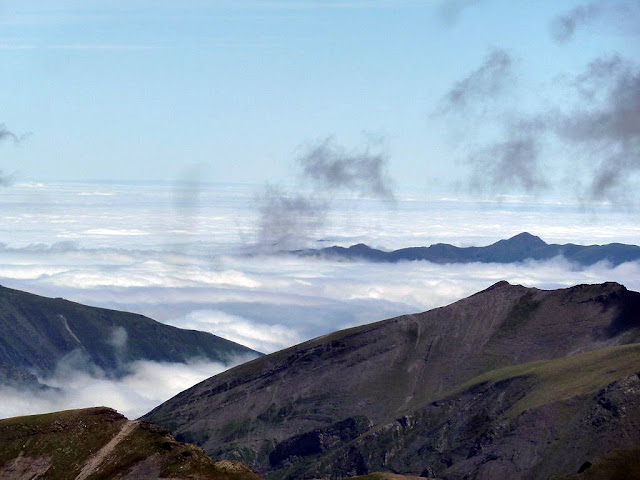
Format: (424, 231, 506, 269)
(300, 372, 640, 480)
(269, 416, 373, 469)
(0, 454, 52, 479)
(142, 282, 640, 479)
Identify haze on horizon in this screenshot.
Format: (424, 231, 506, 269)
(0, 0, 638, 205)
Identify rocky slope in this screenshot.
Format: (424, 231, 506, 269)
(294, 232, 640, 266)
(0, 406, 263, 479)
(142, 281, 640, 479)
(281, 346, 640, 479)
(0, 285, 260, 383)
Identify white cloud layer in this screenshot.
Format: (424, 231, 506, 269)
(0, 356, 253, 420)
(0, 181, 639, 418)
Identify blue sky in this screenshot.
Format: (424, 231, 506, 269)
(1, 1, 638, 196)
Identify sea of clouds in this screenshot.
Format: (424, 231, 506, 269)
(1, 181, 639, 418)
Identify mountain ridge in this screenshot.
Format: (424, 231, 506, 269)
(142, 281, 640, 479)
(0, 284, 260, 385)
(293, 232, 640, 266)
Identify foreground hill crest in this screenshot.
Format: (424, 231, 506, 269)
(0, 407, 263, 479)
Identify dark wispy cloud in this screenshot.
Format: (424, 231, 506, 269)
(0, 124, 19, 144)
(0, 124, 21, 186)
(454, 54, 640, 201)
(255, 137, 395, 250)
(550, 2, 602, 43)
(554, 55, 640, 200)
(551, 1, 640, 44)
(256, 185, 328, 250)
(439, 48, 514, 114)
(436, 0, 640, 204)
(297, 136, 395, 200)
(467, 126, 547, 193)
(0, 172, 11, 187)
(437, 0, 482, 26)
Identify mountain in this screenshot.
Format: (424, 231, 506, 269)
(142, 281, 640, 479)
(0, 285, 260, 384)
(0, 407, 263, 479)
(293, 232, 640, 266)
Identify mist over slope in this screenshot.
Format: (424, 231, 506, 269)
(0, 284, 260, 380)
(0, 285, 260, 418)
(143, 281, 640, 479)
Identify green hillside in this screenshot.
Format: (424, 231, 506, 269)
(0, 407, 263, 480)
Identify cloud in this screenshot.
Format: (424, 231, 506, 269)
(4, 252, 640, 421)
(0, 172, 12, 187)
(550, 2, 601, 43)
(166, 310, 302, 353)
(439, 48, 514, 114)
(107, 326, 128, 350)
(550, 1, 640, 44)
(436, 0, 482, 26)
(3, 208, 640, 418)
(254, 136, 395, 251)
(0, 123, 32, 187)
(438, 44, 640, 201)
(0, 357, 248, 420)
(2, 180, 640, 418)
(553, 55, 640, 201)
(0, 124, 20, 144)
(256, 185, 328, 251)
(0, 124, 22, 186)
(467, 127, 547, 193)
(297, 136, 395, 200)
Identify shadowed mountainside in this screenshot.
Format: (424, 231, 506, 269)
(285, 346, 640, 480)
(143, 281, 640, 479)
(0, 285, 260, 384)
(0, 407, 263, 479)
(293, 232, 640, 266)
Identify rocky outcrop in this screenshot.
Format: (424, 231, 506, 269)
(293, 369, 640, 480)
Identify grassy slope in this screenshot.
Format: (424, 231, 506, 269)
(0, 407, 126, 479)
(440, 342, 640, 418)
(0, 407, 263, 480)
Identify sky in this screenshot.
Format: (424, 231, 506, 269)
(1, 0, 638, 202)
(0, 1, 639, 418)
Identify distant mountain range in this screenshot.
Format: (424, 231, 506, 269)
(144, 281, 640, 480)
(293, 232, 640, 266)
(0, 285, 260, 388)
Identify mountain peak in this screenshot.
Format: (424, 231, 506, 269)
(143, 282, 640, 480)
(485, 280, 512, 290)
(505, 232, 546, 246)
